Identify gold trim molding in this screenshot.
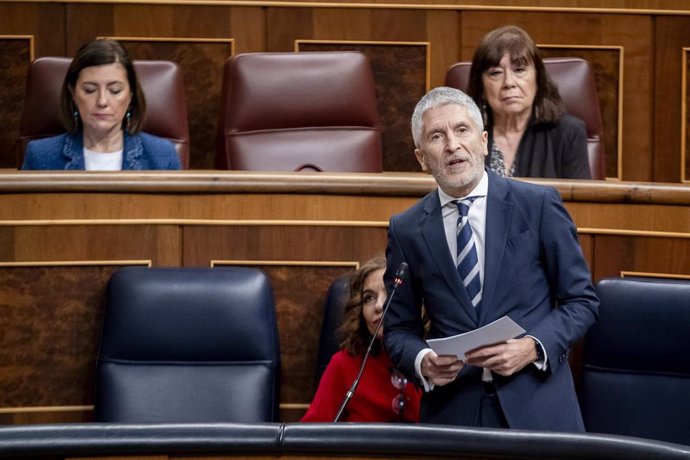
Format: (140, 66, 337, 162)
(8, 0, 690, 15)
(281, 402, 309, 410)
(101, 35, 235, 56)
(577, 228, 690, 239)
(621, 271, 690, 280)
(0, 405, 93, 414)
(212, 259, 360, 269)
(0, 35, 34, 61)
(0, 260, 152, 267)
(0, 220, 688, 239)
(0, 219, 390, 227)
(682, 47, 689, 183)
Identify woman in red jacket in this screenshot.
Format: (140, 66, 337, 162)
(301, 256, 421, 422)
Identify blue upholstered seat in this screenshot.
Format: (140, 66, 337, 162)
(314, 275, 350, 386)
(95, 267, 280, 423)
(580, 277, 690, 444)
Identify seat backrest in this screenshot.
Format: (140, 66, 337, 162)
(18, 57, 190, 168)
(580, 277, 690, 444)
(314, 275, 350, 386)
(216, 51, 383, 172)
(95, 267, 280, 423)
(445, 57, 605, 179)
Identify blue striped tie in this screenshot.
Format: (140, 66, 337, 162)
(456, 198, 481, 308)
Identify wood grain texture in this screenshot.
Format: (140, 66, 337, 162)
(298, 41, 427, 172)
(117, 39, 233, 169)
(0, 265, 117, 407)
(0, 3, 688, 180)
(592, 234, 690, 280)
(0, 2, 65, 169)
(0, 173, 688, 424)
(652, 16, 689, 183)
(0, 38, 31, 169)
(7, 225, 178, 263)
(539, 47, 621, 179)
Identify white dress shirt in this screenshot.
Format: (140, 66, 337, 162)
(413, 171, 546, 391)
(414, 172, 488, 390)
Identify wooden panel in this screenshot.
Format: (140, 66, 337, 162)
(114, 39, 233, 169)
(653, 16, 689, 183)
(0, 192, 414, 223)
(539, 47, 621, 179)
(183, 226, 388, 264)
(567, 202, 690, 234)
(0, 3, 65, 170)
(0, 174, 687, 424)
(0, 265, 123, 408)
(0, 37, 31, 169)
(5, 225, 180, 264)
(592, 234, 690, 280)
(0, 3, 65, 57)
(298, 41, 428, 172)
(65, 4, 115, 53)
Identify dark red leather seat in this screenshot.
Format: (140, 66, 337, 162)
(445, 57, 605, 179)
(19, 57, 190, 168)
(216, 52, 382, 172)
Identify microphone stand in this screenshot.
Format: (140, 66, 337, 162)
(333, 263, 408, 422)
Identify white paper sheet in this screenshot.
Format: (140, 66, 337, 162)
(426, 316, 526, 359)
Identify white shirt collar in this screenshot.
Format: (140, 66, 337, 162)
(437, 170, 489, 208)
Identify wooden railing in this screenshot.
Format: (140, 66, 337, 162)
(0, 171, 689, 424)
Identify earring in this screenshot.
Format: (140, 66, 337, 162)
(125, 111, 131, 131)
(73, 110, 79, 128)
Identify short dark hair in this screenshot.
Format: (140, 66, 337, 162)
(338, 255, 387, 357)
(59, 39, 146, 134)
(467, 25, 564, 126)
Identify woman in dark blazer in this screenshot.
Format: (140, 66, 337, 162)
(467, 25, 590, 179)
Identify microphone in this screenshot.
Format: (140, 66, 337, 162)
(333, 261, 409, 422)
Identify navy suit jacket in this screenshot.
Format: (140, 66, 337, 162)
(383, 171, 599, 431)
(22, 132, 181, 170)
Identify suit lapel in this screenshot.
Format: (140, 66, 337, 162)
(480, 174, 513, 324)
(419, 191, 478, 323)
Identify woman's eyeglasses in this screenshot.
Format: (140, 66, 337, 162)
(390, 369, 409, 419)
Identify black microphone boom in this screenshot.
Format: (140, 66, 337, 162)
(333, 262, 409, 422)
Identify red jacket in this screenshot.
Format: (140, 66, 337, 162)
(301, 349, 421, 422)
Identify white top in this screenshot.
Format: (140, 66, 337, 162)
(83, 147, 123, 171)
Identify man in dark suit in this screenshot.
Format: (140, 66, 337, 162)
(383, 86, 599, 431)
